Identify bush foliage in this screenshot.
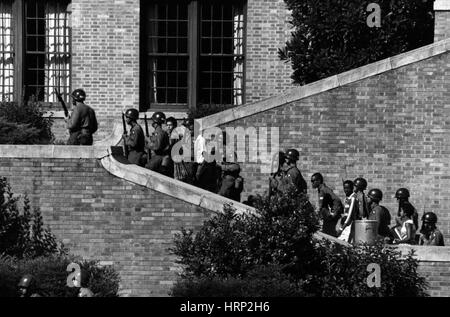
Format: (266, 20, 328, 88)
(171, 188, 429, 297)
(0, 177, 65, 259)
(279, 0, 434, 85)
(0, 177, 120, 297)
(0, 101, 54, 144)
(0, 255, 120, 297)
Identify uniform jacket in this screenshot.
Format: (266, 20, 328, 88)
(67, 102, 97, 134)
(368, 204, 392, 238)
(419, 229, 445, 246)
(149, 125, 170, 155)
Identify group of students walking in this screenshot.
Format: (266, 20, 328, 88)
(268, 150, 444, 246)
(122, 109, 244, 202)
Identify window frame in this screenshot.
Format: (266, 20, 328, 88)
(140, 0, 247, 112)
(5, 0, 72, 105)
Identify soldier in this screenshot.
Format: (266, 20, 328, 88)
(311, 173, 343, 237)
(66, 89, 98, 145)
(268, 151, 287, 197)
(271, 149, 307, 195)
(353, 177, 369, 219)
(146, 112, 170, 174)
(122, 108, 145, 167)
(337, 180, 357, 243)
(366, 188, 392, 241)
(218, 155, 244, 202)
(419, 212, 445, 246)
(17, 274, 42, 297)
(395, 188, 419, 231)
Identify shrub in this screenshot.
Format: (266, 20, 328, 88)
(172, 189, 319, 279)
(0, 100, 54, 144)
(171, 188, 429, 297)
(280, 0, 434, 85)
(304, 240, 429, 297)
(171, 264, 305, 297)
(0, 177, 66, 259)
(0, 255, 120, 297)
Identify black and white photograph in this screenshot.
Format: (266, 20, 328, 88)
(0, 0, 449, 306)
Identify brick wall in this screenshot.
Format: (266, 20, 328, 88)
(418, 262, 450, 296)
(434, 0, 450, 41)
(218, 50, 450, 244)
(245, 0, 294, 103)
(48, 0, 295, 140)
(1, 152, 449, 296)
(0, 156, 212, 297)
(70, 0, 140, 136)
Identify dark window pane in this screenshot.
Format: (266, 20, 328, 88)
(223, 21, 233, 37)
(168, 72, 177, 86)
(179, 21, 188, 36)
(167, 88, 176, 103)
(178, 5, 188, 20)
(156, 72, 166, 87)
(156, 88, 166, 102)
(167, 6, 177, 20)
(212, 22, 222, 37)
(27, 36, 36, 51)
(222, 89, 232, 104)
(157, 5, 167, 19)
(168, 21, 177, 36)
(223, 38, 233, 54)
(201, 5, 211, 20)
(201, 39, 211, 54)
(178, 89, 187, 103)
(202, 22, 211, 37)
(178, 72, 187, 87)
(212, 5, 222, 20)
(212, 39, 221, 54)
(168, 38, 177, 53)
(178, 38, 187, 53)
(223, 5, 232, 19)
(157, 38, 166, 53)
(27, 19, 36, 34)
(157, 21, 166, 36)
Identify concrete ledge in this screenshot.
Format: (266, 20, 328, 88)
(0, 144, 109, 159)
(100, 152, 256, 215)
(435, 0, 450, 10)
(198, 38, 450, 130)
(396, 245, 450, 262)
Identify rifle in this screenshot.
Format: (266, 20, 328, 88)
(54, 89, 69, 118)
(122, 113, 129, 157)
(144, 114, 151, 161)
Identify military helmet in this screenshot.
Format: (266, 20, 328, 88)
(125, 108, 139, 121)
(18, 274, 34, 288)
(285, 149, 299, 161)
(151, 112, 166, 124)
(71, 89, 86, 102)
(422, 212, 438, 224)
(368, 188, 383, 202)
(395, 188, 410, 199)
(354, 177, 368, 190)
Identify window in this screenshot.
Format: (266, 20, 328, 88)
(141, 0, 245, 111)
(0, 0, 71, 103)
